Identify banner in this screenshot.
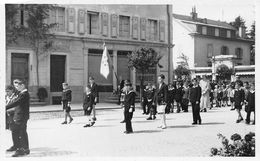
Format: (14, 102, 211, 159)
(100, 43, 111, 79)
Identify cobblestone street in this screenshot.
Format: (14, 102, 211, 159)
(4, 105, 255, 157)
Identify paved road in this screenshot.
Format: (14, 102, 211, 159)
(4, 106, 255, 157)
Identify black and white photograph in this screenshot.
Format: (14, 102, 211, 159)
(0, 0, 259, 160)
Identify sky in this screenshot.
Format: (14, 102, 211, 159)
(172, 0, 255, 30)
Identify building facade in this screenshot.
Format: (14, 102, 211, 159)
(172, 7, 254, 80)
(6, 4, 173, 104)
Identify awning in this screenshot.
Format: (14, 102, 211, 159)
(235, 71, 255, 76)
(195, 73, 213, 76)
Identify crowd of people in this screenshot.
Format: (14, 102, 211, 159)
(5, 75, 255, 157)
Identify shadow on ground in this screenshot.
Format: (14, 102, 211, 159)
(167, 125, 195, 128)
(6, 147, 76, 157)
(134, 130, 162, 134)
(201, 122, 225, 125)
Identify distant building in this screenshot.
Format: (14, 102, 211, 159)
(6, 4, 173, 104)
(172, 7, 254, 81)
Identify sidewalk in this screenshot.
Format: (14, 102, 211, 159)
(30, 103, 125, 113)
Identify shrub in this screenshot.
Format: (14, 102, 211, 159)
(37, 87, 48, 102)
(210, 132, 255, 157)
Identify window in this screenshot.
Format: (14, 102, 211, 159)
(48, 7, 65, 32)
(227, 30, 231, 38)
(148, 19, 158, 41)
(220, 28, 227, 37)
(87, 11, 99, 35)
(207, 44, 213, 57)
(221, 46, 229, 55)
(207, 61, 212, 67)
(215, 28, 219, 36)
(119, 15, 130, 38)
(57, 7, 65, 32)
(235, 48, 243, 59)
(197, 25, 202, 34)
(207, 26, 215, 36)
(202, 26, 207, 35)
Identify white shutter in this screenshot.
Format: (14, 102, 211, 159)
(111, 14, 117, 37)
(101, 12, 108, 36)
(140, 18, 146, 40)
(78, 9, 85, 34)
(67, 8, 75, 33)
(132, 16, 138, 39)
(159, 20, 165, 42)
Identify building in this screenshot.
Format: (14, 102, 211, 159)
(6, 4, 173, 104)
(172, 7, 254, 81)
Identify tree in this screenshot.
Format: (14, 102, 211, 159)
(248, 21, 255, 39)
(174, 65, 190, 80)
(6, 4, 57, 88)
(5, 4, 20, 44)
(177, 53, 189, 67)
(216, 64, 234, 80)
(128, 47, 163, 102)
(229, 16, 246, 30)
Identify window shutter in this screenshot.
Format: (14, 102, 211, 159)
(159, 20, 165, 42)
(132, 16, 138, 39)
(101, 12, 108, 36)
(85, 12, 89, 34)
(67, 8, 75, 33)
(23, 10, 29, 27)
(140, 18, 146, 40)
(15, 9, 21, 26)
(78, 9, 85, 34)
(111, 14, 117, 37)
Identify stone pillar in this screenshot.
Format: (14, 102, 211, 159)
(132, 68, 136, 91)
(83, 46, 89, 88)
(112, 50, 118, 91)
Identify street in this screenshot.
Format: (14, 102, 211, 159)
(4, 106, 255, 157)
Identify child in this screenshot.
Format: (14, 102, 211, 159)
(245, 83, 255, 125)
(216, 85, 223, 107)
(213, 85, 218, 107)
(83, 86, 95, 127)
(166, 83, 175, 114)
(222, 85, 228, 107)
(234, 81, 245, 123)
(228, 84, 235, 110)
(5, 85, 17, 130)
(61, 83, 73, 124)
(175, 81, 183, 113)
(146, 84, 156, 120)
(181, 81, 189, 112)
(123, 82, 136, 134)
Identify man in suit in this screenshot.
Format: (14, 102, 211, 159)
(123, 82, 136, 134)
(189, 78, 202, 125)
(89, 76, 99, 121)
(245, 82, 255, 125)
(154, 74, 168, 129)
(6, 79, 30, 157)
(175, 81, 183, 113)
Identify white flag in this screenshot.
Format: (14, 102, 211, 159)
(100, 44, 110, 79)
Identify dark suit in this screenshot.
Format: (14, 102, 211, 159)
(155, 83, 168, 105)
(166, 88, 175, 113)
(246, 91, 255, 123)
(62, 89, 72, 112)
(175, 86, 183, 112)
(234, 88, 245, 110)
(124, 91, 136, 132)
(189, 85, 202, 123)
(6, 90, 30, 150)
(90, 82, 99, 104)
(83, 92, 95, 115)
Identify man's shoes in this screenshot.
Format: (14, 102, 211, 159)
(236, 118, 243, 123)
(124, 131, 133, 134)
(152, 116, 156, 120)
(199, 120, 202, 125)
(120, 120, 125, 123)
(203, 108, 207, 112)
(69, 118, 73, 124)
(90, 121, 95, 126)
(61, 121, 67, 124)
(161, 126, 167, 129)
(83, 124, 91, 127)
(230, 108, 235, 111)
(24, 149, 30, 155)
(192, 122, 197, 125)
(146, 117, 152, 120)
(252, 121, 255, 125)
(245, 121, 250, 124)
(92, 117, 97, 121)
(6, 146, 17, 152)
(12, 149, 26, 157)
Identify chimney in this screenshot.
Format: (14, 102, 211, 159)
(190, 6, 198, 20)
(238, 25, 246, 38)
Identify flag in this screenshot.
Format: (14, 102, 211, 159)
(100, 43, 111, 79)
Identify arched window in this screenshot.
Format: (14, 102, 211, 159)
(221, 46, 229, 55)
(235, 48, 243, 59)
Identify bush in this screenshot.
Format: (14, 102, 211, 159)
(210, 132, 255, 157)
(37, 87, 48, 102)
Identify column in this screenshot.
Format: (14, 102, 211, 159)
(83, 46, 89, 88)
(112, 50, 118, 91)
(132, 68, 136, 91)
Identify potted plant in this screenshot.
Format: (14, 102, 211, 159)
(37, 87, 48, 102)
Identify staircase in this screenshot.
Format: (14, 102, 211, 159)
(29, 92, 47, 106)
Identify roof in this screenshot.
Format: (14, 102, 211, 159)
(173, 13, 237, 30)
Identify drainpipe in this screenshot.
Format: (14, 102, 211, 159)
(167, 5, 173, 83)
